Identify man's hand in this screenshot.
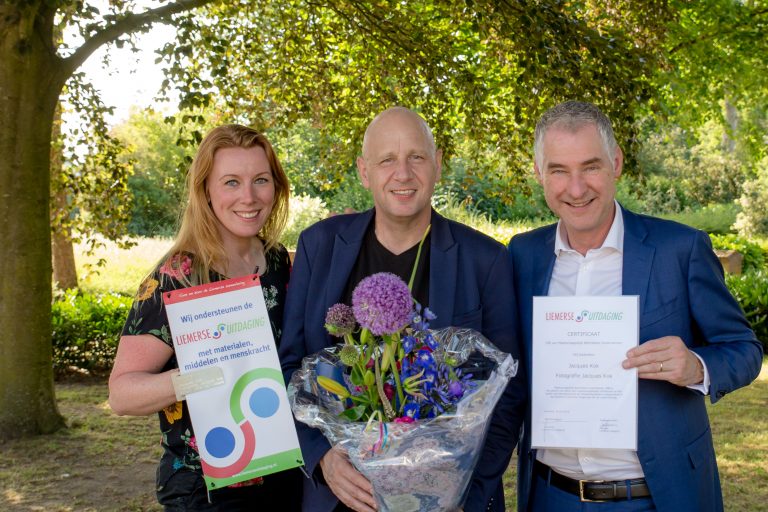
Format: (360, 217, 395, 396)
(622, 336, 704, 387)
(319, 448, 377, 512)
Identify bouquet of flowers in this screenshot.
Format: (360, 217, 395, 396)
(288, 272, 517, 511)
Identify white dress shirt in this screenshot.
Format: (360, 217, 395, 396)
(537, 202, 710, 481)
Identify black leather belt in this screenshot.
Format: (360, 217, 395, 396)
(534, 460, 651, 502)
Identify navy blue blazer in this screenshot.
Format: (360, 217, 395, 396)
(279, 209, 526, 512)
(508, 207, 762, 511)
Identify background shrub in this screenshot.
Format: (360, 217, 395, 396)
(282, 194, 330, 249)
(634, 122, 746, 209)
(710, 234, 768, 272)
(52, 290, 131, 376)
(324, 178, 373, 214)
(726, 271, 768, 351)
(660, 203, 740, 235)
(734, 160, 768, 237)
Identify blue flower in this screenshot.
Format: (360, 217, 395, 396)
(422, 369, 437, 391)
(402, 335, 417, 355)
(403, 402, 420, 420)
(400, 357, 412, 377)
(410, 302, 434, 331)
(415, 349, 435, 369)
(424, 333, 438, 351)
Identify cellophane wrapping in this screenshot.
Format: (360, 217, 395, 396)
(288, 327, 518, 512)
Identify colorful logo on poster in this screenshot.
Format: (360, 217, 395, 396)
(212, 323, 227, 339)
(199, 368, 284, 481)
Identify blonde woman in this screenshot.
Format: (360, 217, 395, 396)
(109, 125, 302, 510)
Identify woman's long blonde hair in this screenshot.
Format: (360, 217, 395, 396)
(160, 124, 290, 285)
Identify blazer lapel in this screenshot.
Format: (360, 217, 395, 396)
(428, 212, 457, 321)
(325, 210, 374, 309)
(534, 226, 557, 297)
(621, 208, 654, 307)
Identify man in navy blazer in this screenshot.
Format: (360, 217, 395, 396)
(279, 107, 525, 512)
(506, 101, 762, 511)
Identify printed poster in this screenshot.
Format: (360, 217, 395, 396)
(163, 274, 303, 490)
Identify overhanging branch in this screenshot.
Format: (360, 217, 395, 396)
(62, 0, 219, 77)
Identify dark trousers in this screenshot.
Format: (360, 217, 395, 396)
(158, 468, 303, 511)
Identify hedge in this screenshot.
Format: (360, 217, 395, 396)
(51, 271, 768, 375)
(52, 290, 132, 376)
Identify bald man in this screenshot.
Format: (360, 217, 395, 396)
(279, 107, 526, 512)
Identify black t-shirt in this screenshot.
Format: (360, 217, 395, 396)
(341, 222, 431, 308)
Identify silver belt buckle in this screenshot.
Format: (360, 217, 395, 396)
(578, 479, 606, 502)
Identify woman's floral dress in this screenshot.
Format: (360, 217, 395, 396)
(121, 245, 298, 507)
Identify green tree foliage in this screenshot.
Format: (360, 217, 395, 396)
(647, 0, 768, 169)
(112, 109, 197, 237)
(159, 0, 668, 196)
(658, 1, 768, 135)
(55, 74, 135, 264)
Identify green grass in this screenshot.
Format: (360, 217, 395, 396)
(76, 236, 173, 296)
(0, 379, 162, 511)
(503, 362, 768, 510)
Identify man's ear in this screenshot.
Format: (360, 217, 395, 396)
(435, 149, 443, 182)
(357, 156, 370, 188)
(613, 147, 624, 179)
(534, 163, 544, 185)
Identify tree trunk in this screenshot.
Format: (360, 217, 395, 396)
(50, 106, 78, 291)
(723, 96, 738, 154)
(0, 7, 67, 439)
(51, 214, 79, 290)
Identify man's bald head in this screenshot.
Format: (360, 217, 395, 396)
(361, 107, 437, 160)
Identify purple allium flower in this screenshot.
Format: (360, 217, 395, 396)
(351, 272, 413, 335)
(325, 303, 356, 337)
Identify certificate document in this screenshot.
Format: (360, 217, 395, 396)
(531, 296, 639, 450)
(164, 274, 303, 490)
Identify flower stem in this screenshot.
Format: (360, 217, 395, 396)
(408, 223, 431, 292)
(385, 335, 406, 412)
(374, 355, 396, 420)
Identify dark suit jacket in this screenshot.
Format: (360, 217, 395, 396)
(279, 209, 526, 512)
(508, 206, 762, 512)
